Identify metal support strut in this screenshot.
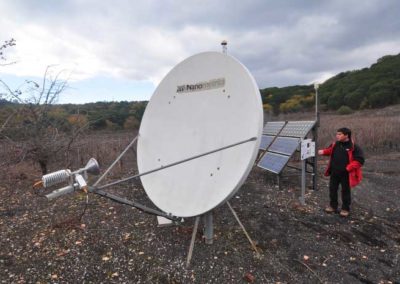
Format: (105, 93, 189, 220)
(43, 135, 258, 222)
(88, 136, 257, 220)
(94, 136, 257, 191)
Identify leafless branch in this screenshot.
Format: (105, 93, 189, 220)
(0, 111, 16, 135)
(0, 61, 17, 66)
(294, 259, 325, 283)
(0, 79, 24, 103)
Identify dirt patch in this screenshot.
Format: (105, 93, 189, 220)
(1, 152, 399, 283)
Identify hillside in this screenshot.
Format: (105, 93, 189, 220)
(1, 53, 399, 133)
(261, 53, 400, 114)
(0, 100, 148, 135)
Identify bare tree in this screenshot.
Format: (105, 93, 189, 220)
(1, 64, 88, 174)
(0, 39, 18, 134)
(0, 38, 16, 66)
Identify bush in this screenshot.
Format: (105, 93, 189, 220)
(263, 103, 272, 112)
(327, 91, 345, 110)
(368, 91, 398, 108)
(337, 105, 354, 115)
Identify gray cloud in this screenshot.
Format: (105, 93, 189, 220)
(1, 0, 399, 89)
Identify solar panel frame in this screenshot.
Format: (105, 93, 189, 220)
(259, 135, 274, 150)
(263, 121, 286, 135)
(257, 152, 290, 174)
(259, 120, 317, 175)
(279, 121, 316, 138)
(268, 137, 300, 156)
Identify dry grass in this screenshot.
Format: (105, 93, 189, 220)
(1, 105, 399, 176)
(272, 104, 400, 153)
(319, 114, 400, 151)
(64, 132, 137, 174)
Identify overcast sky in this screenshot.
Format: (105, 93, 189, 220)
(1, 0, 399, 104)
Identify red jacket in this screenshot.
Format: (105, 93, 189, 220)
(321, 141, 363, 188)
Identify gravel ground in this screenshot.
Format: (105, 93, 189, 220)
(1, 152, 399, 283)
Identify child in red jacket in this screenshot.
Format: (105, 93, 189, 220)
(318, 127, 364, 217)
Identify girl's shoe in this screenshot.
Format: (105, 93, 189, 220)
(325, 206, 336, 213)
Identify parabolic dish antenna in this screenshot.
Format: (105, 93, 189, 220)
(137, 51, 263, 217)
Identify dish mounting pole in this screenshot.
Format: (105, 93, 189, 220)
(199, 40, 229, 247)
(203, 212, 214, 244)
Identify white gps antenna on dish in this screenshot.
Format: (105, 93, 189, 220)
(221, 40, 227, 54)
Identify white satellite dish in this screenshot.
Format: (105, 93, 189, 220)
(137, 52, 263, 217)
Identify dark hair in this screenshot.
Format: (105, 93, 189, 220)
(337, 127, 351, 138)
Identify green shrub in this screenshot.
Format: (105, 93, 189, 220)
(337, 105, 354, 115)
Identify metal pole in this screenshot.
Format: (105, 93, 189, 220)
(277, 174, 282, 191)
(186, 216, 200, 268)
(95, 137, 257, 191)
(300, 159, 306, 205)
(312, 128, 318, 191)
(93, 135, 138, 187)
(315, 84, 319, 126)
(89, 187, 180, 221)
(227, 202, 260, 256)
(313, 83, 320, 191)
(204, 212, 214, 244)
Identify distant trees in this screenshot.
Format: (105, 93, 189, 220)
(86, 101, 147, 130)
(1, 99, 147, 131)
(260, 53, 400, 114)
(279, 94, 315, 113)
(344, 89, 365, 109)
(320, 53, 400, 110)
(327, 91, 345, 110)
(260, 85, 314, 114)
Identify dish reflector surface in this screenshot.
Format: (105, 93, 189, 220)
(137, 52, 263, 217)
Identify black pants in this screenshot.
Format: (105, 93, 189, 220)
(329, 171, 351, 211)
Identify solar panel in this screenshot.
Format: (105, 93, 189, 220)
(259, 120, 317, 175)
(279, 121, 315, 138)
(257, 152, 290, 174)
(259, 135, 274, 150)
(263, 121, 285, 135)
(268, 137, 300, 156)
